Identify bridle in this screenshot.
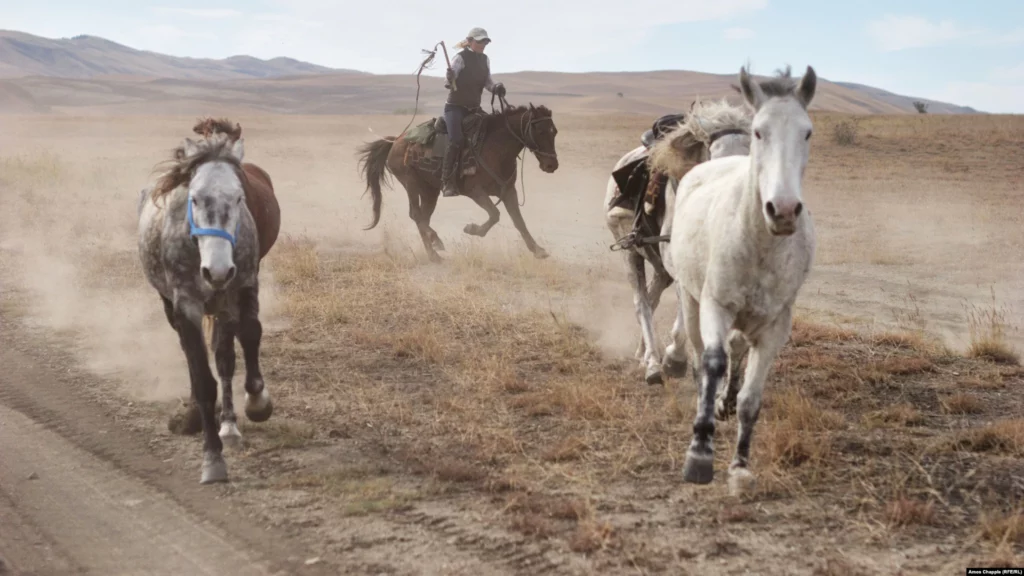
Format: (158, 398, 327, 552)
(493, 92, 557, 160)
(187, 197, 239, 247)
(470, 93, 558, 207)
(185, 158, 242, 248)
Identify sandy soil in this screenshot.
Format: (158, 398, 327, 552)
(0, 111, 1022, 574)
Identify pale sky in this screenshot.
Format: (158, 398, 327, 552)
(4, 0, 1024, 112)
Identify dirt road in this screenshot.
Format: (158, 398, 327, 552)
(0, 312, 341, 576)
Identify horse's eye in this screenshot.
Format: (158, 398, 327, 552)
(806, 130, 813, 140)
(754, 130, 762, 140)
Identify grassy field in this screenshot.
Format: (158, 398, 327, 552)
(1, 110, 1023, 574)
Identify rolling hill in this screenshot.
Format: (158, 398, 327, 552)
(0, 30, 364, 80)
(0, 30, 981, 116)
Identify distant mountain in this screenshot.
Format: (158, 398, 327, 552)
(834, 81, 981, 115)
(0, 30, 983, 115)
(0, 30, 365, 80)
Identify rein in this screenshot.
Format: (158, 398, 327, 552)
(468, 93, 556, 207)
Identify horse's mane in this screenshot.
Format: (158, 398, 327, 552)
(649, 98, 751, 179)
(754, 66, 799, 98)
(482, 104, 551, 131)
(151, 137, 243, 201)
(193, 117, 242, 142)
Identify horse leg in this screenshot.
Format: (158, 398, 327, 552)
(682, 295, 735, 485)
(404, 181, 442, 263)
(662, 284, 695, 379)
(716, 330, 750, 421)
(163, 295, 204, 436)
(501, 189, 549, 259)
(646, 267, 674, 313)
(213, 316, 242, 449)
(463, 191, 501, 238)
(626, 250, 663, 385)
(418, 185, 446, 252)
(728, 307, 792, 498)
(172, 297, 227, 484)
(238, 282, 273, 423)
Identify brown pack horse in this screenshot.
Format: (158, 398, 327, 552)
(170, 117, 282, 437)
(356, 103, 559, 262)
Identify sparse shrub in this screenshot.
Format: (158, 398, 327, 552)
(940, 392, 983, 415)
(832, 119, 859, 146)
(886, 497, 936, 526)
(913, 101, 928, 114)
(964, 289, 1019, 365)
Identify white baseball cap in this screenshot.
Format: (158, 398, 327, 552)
(467, 27, 491, 43)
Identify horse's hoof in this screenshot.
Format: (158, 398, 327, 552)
(728, 466, 757, 498)
(463, 224, 482, 237)
(662, 354, 688, 379)
(533, 247, 550, 260)
(219, 421, 243, 450)
(245, 389, 273, 423)
(428, 252, 443, 264)
(682, 450, 715, 484)
(645, 367, 664, 386)
(168, 404, 203, 436)
(432, 237, 446, 252)
(200, 452, 228, 485)
(715, 396, 737, 421)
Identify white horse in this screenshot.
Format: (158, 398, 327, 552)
(662, 66, 818, 496)
(604, 99, 752, 385)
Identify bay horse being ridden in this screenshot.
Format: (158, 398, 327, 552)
(356, 101, 559, 263)
(164, 117, 282, 440)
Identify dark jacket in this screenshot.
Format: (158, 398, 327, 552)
(446, 49, 494, 109)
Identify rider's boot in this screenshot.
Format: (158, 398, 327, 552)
(441, 141, 462, 198)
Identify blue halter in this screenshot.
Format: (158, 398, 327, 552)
(187, 196, 240, 247)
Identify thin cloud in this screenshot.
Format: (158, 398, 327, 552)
(244, 0, 768, 73)
(866, 15, 978, 52)
(152, 7, 242, 19)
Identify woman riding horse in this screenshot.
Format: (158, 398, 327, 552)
(441, 27, 507, 197)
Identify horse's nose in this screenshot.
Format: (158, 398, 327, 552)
(765, 199, 803, 222)
(201, 264, 236, 288)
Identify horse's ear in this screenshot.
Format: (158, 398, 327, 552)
(529, 103, 535, 111)
(182, 137, 200, 157)
(738, 67, 764, 111)
(796, 66, 817, 108)
(230, 137, 245, 162)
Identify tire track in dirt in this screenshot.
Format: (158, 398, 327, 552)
(390, 505, 565, 574)
(0, 305, 342, 575)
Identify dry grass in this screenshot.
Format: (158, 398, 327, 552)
(885, 497, 937, 527)
(255, 230, 1024, 569)
(940, 392, 984, 415)
(6, 111, 1024, 573)
(965, 291, 1020, 365)
(832, 118, 860, 146)
(953, 420, 1024, 456)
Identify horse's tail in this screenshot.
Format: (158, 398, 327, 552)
(202, 314, 215, 353)
(356, 137, 395, 231)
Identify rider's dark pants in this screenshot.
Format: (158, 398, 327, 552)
(444, 103, 467, 146)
